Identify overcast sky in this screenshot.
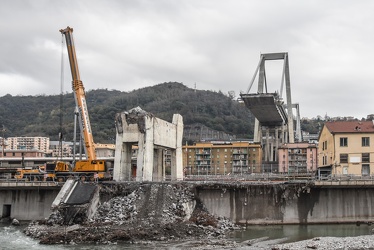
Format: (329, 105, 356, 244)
(1, 0, 374, 119)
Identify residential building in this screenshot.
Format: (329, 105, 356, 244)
(318, 120, 374, 176)
(6, 137, 50, 153)
(49, 141, 73, 157)
(278, 142, 318, 174)
(183, 141, 262, 175)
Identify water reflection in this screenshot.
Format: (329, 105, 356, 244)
(231, 224, 373, 243)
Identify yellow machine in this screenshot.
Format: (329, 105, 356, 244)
(59, 26, 110, 181)
(14, 166, 46, 181)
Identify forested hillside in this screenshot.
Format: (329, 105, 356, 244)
(0, 82, 256, 143)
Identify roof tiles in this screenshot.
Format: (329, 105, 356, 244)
(325, 121, 374, 133)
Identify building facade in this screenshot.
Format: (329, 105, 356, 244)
(318, 120, 374, 176)
(278, 142, 318, 174)
(49, 141, 73, 157)
(183, 141, 262, 175)
(6, 137, 50, 153)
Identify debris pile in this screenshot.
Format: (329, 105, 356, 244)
(24, 182, 239, 245)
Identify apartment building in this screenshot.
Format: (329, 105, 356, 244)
(183, 141, 262, 175)
(278, 142, 318, 174)
(318, 120, 374, 176)
(49, 141, 73, 157)
(6, 136, 50, 153)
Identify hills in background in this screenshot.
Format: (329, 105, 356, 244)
(0, 82, 262, 144)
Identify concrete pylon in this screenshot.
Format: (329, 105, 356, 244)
(113, 107, 183, 182)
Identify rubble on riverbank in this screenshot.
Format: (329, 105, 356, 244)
(24, 182, 240, 245)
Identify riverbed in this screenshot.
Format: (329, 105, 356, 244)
(1, 222, 373, 249)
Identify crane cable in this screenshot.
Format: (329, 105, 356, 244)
(58, 34, 65, 160)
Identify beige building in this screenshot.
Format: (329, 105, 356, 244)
(6, 137, 50, 153)
(49, 141, 73, 157)
(278, 142, 318, 174)
(318, 120, 374, 176)
(183, 141, 262, 175)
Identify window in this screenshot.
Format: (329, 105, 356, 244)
(340, 154, 348, 163)
(322, 155, 327, 165)
(322, 141, 325, 150)
(362, 137, 370, 147)
(340, 137, 348, 147)
(362, 164, 370, 176)
(362, 153, 370, 163)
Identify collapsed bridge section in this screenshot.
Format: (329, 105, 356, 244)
(240, 93, 287, 127)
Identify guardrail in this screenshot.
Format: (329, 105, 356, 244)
(0, 179, 61, 187)
(184, 173, 316, 182)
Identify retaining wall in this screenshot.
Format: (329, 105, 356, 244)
(0, 187, 60, 220)
(2, 182, 374, 224)
(197, 183, 374, 224)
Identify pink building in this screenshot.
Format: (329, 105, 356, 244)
(278, 142, 318, 173)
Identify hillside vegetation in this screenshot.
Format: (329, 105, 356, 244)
(0, 82, 255, 143)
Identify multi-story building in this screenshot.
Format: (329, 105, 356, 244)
(6, 137, 50, 153)
(183, 141, 262, 175)
(318, 120, 374, 176)
(49, 141, 73, 157)
(278, 142, 318, 174)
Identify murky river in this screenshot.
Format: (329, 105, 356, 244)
(1, 221, 372, 249)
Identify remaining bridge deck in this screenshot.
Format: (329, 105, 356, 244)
(240, 93, 287, 126)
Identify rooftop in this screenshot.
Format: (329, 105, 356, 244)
(324, 120, 374, 133)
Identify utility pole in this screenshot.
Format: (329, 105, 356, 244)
(1, 125, 5, 158)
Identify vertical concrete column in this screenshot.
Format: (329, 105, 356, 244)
(113, 142, 133, 181)
(136, 133, 145, 181)
(265, 128, 270, 162)
(153, 149, 163, 182)
(113, 132, 124, 181)
(254, 119, 260, 142)
(172, 114, 184, 181)
(143, 116, 154, 181)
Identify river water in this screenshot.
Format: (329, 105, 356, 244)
(1, 221, 373, 249)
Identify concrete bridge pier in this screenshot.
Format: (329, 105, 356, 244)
(113, 107, 183, 182)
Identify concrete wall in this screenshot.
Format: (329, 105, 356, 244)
(0, 188, 60, 221)
(3, 183, 374, 223)
(197, 185, 374, 224)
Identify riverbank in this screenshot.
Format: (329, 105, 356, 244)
(24, 182, 241, 246)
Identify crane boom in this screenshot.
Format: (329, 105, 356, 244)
(59, 26, 97, 162)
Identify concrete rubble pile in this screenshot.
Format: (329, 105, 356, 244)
(24, 182, 240, 246)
